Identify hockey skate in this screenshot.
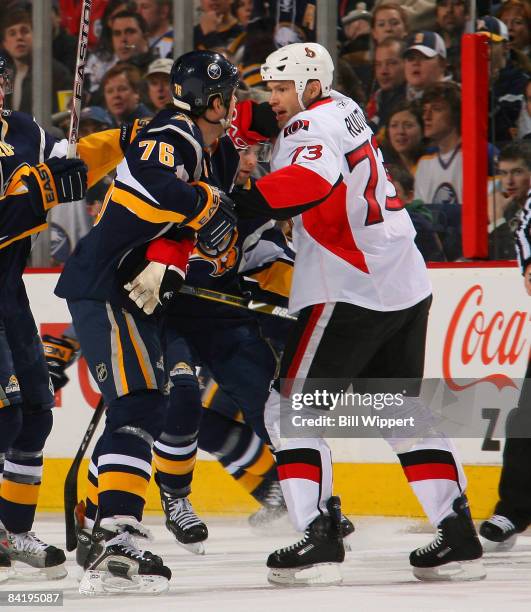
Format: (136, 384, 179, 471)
(160, 490, 208, 555)
(267, 496, 345, 586)
(410, 495, 485, 581)
(0, 529, 66, 581)
(248, 479, 288, 529)
(79, 517, 171, 596)
(479, 514, 521, 552)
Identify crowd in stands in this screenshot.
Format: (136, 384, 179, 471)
(1, 0, 530, 263)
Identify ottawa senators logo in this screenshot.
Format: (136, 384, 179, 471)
(191, 228, 239, 277)
(305, 47, 316, 58)
(283, 119, 310, 138)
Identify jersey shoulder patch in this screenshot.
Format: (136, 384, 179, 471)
(283, 119, 310, 138)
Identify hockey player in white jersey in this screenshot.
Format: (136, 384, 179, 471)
(230, 42, 485, 586)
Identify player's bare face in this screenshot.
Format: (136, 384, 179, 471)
(267, 81, 301, 127)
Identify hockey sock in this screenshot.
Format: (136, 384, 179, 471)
(0, 408, 52, 533)
(275, 439, 333, 532)
(154, 384, 202, 496)
(84, 436, 104, 526)
(397, 438, 467, 526)
(199, 407, 275, 494)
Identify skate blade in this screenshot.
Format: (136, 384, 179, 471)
(2, 562, 67, 582)
(268, 563, 342, 587)
(79, 569, 169, 596)
(343, 533, 354, 553)
(413, 559, 486, 582)
(176, 540, 206, 556)
(481, 534, 517, 553)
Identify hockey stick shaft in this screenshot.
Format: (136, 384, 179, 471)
(64, 396, 105, 551)
(179, 284, 297, 320)
(66, 0, 93, 159)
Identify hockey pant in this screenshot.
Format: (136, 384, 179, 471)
(265, 298, 467, 531)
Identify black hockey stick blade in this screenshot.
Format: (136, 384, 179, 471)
(64, 397, 105, 551)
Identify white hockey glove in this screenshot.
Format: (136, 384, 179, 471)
(124, 262, 183, 315)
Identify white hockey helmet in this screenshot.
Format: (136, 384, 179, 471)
(261, 43, 334, 109)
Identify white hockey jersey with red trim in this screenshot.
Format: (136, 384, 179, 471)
(268, 91, 432, 313)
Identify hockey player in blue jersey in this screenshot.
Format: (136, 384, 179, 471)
(55, 50, 240, 596)
(0, 55, 89, 580)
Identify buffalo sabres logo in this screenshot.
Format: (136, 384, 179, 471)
(207, 63, 221, 80)
(191, 228, 239, 277)
(305, 47, 316, 58)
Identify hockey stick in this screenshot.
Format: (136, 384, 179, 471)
(66, 0, 93, 159)
(179, 285, 297, 320)
(64, 396, 105, 551)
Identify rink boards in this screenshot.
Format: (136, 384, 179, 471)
(24, 264, 529, 518)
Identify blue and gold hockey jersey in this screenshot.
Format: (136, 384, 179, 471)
(55, 108, 221, 306)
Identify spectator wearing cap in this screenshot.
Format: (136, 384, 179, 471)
(339, 3, 372, 88)
(366, 37, 407, 135)
(434, 0, 468, 81)
(79, 106, 114, 138)
(1, 8, 72, 114)
(341, 3, 372, 47)
(478, 16, 529, 144)
(145, 57, 172, 112)
(403, 31, 449, 101)
(135, 0, 174, 59)
(102, 63, 153, 126)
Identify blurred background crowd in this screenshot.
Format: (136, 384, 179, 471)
(1, 0, 530, 265)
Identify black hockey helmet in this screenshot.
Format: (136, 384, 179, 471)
(170, 51, 239, 116)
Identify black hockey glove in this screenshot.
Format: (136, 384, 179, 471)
(22, 157, 88, 215)
(42, 334, 80, 392)
(197, 192, 237, 250)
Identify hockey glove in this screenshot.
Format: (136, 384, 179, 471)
(42, 334, 80, 392)
(124, 236, 195, 315)
(197, 192, 237, 250)
(22, 157, 88, 215)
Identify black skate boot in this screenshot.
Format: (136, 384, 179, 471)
(340, 515, 355, 551)
(79, 517, 171, 596)
(0, 530, 66, 580)
(160, 489, 208, 555)
(410, 495, 485, 581)
(249, 478, 288, 529)
(74, 501, 92, 569)
(479, 514, 523, 552)
(267, 496, 345, 586)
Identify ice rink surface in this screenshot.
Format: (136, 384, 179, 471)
(1, 514, 530, 612)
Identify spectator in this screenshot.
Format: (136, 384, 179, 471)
(366, 37, 407, 134)
(85, 9, 154, 99)
(386, 163, 445, 261)
(102, 63, 153, 125)
(52, 1, 77, 75)
(498, 0, 531, 57)
(371, 2, 409, 46)
(135, 0, 174, 59)
(194, 0, 245, 59)
(517, 79, 531, 138)
(404, 31, 448, 100)
(1, 9, 72, 114)
(336, 58, 367, 107)
(414, 82, 463, 205)
(434, 0, 468, 81)
(78, 105, 114, 137)
(382, 100, 424, 174)
(489, 140, 531, 259)
(57, 0, 108, 51)
(478, 16, 529, 144)
(145, 57, 173, 112)
(341, 4, 372, 54)
(232, 0, 253, 28)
